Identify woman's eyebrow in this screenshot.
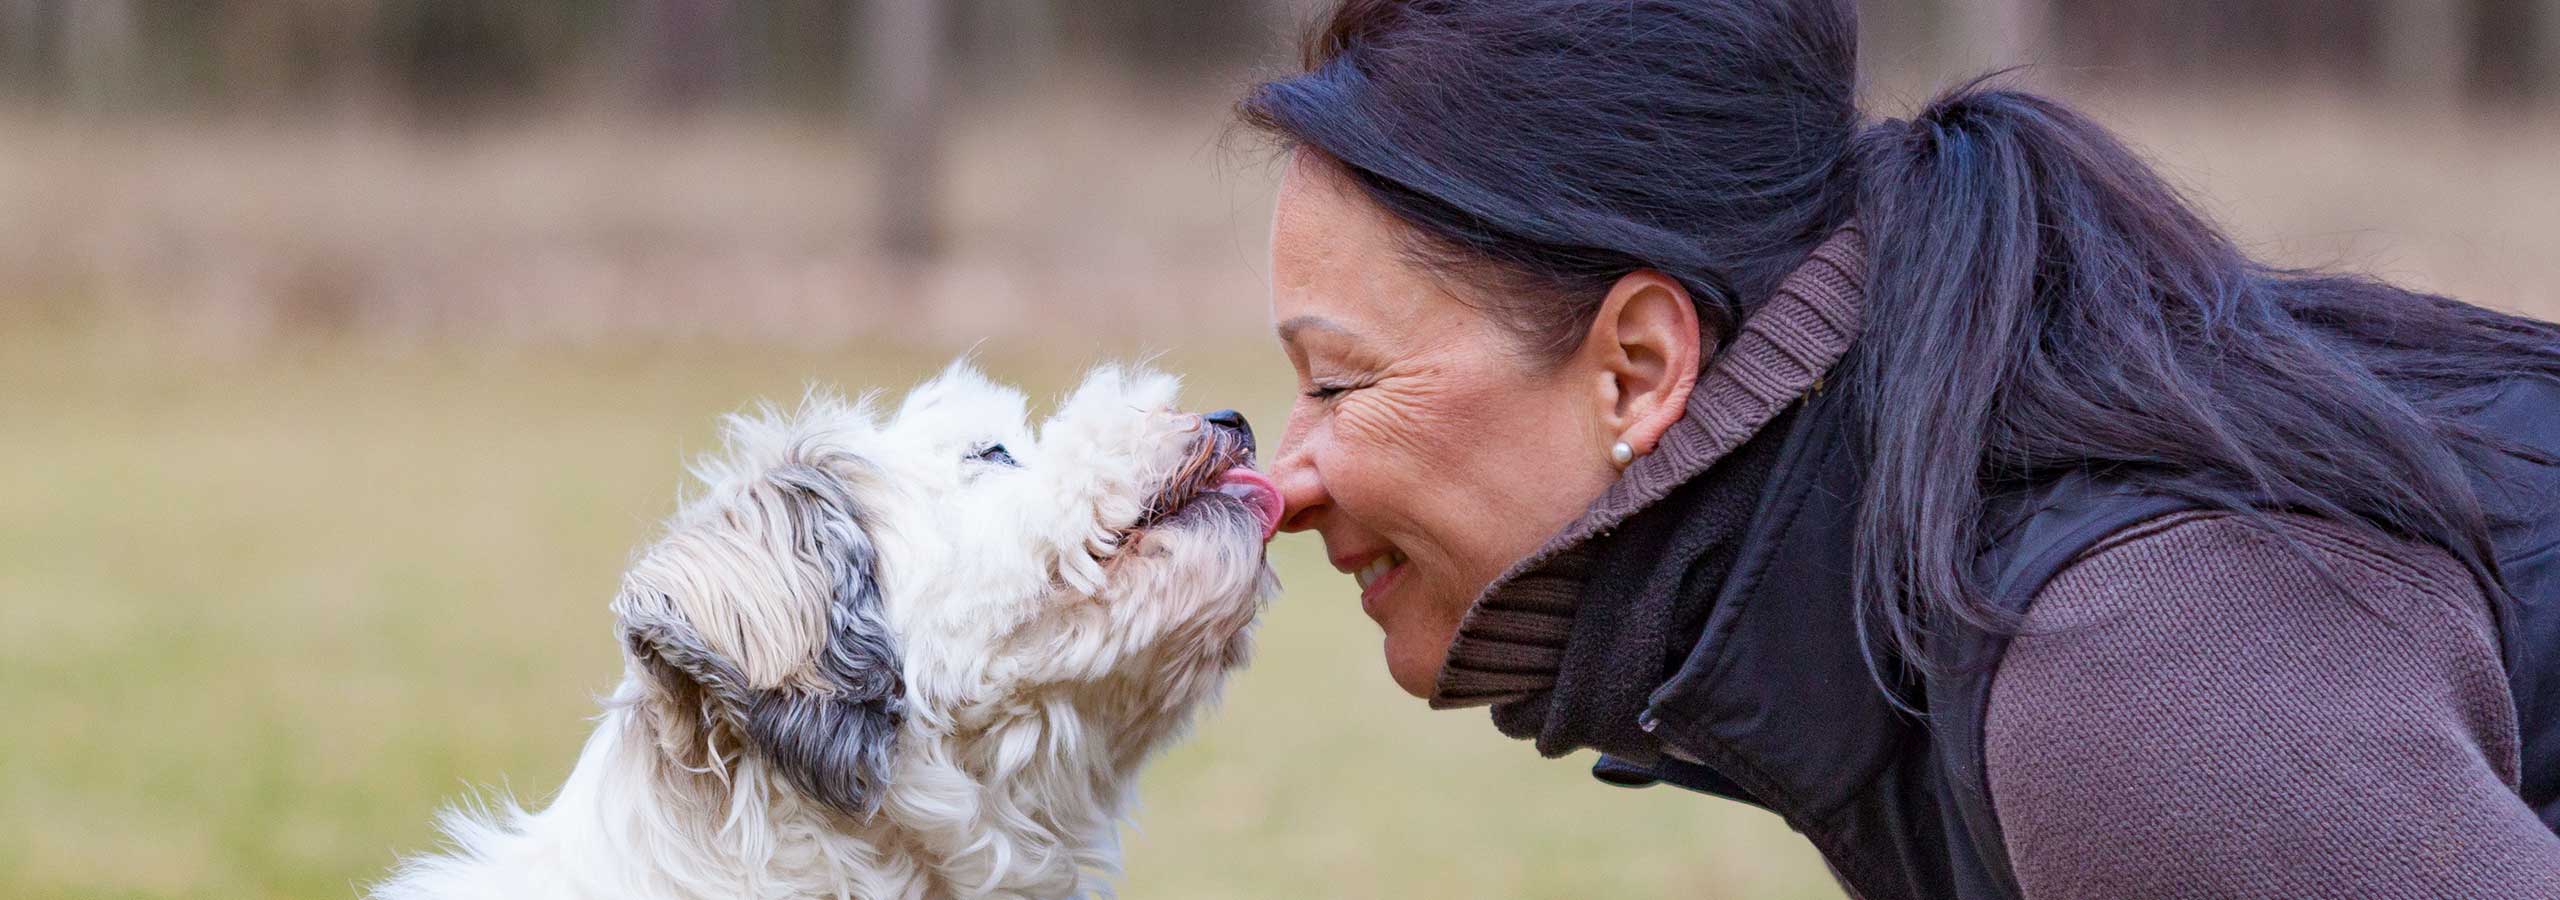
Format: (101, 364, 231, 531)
(1276, 315, 1352, 344)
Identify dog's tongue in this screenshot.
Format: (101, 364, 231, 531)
(1212, 468, 1285, 542)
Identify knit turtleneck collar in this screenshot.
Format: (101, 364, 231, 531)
(1429, 227, 1868, 711)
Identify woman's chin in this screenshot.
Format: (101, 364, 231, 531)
(1381, 621, 1462, 699)
(1385, 644, 1437, 698)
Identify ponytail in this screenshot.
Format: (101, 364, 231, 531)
(1846, 80, 2560, 688)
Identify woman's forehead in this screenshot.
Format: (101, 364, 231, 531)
(1270, 156, 1373, 281)
(1270, 161, 1455, 339)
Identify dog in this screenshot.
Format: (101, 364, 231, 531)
(371, 362, 1284, 900)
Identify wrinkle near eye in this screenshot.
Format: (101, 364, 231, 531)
(1333, 372, 1466, 459)
(1300, 335, 1393, 387)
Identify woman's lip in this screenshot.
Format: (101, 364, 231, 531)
(1331, 546, 1398, 575)
(1357, 559, 1407, 620)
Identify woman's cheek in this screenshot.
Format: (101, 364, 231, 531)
(1334, 380, 1456, 463)
(1325, 406, 1433, 526)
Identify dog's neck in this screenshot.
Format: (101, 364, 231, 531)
(373, 677, 1174, 900)
(374, 683, 924, 900)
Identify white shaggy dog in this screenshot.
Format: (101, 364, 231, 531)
(373, 363, 1284, 900)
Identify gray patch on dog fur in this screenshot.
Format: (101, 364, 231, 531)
(754, 460, 904, 817)
(618, 456, 905, 819)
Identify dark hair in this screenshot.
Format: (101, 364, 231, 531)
(1241, 1, 2560, 689)
(1245, 0, 1863, 360)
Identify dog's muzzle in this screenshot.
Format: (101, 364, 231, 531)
(1132, 411, 1284, 541)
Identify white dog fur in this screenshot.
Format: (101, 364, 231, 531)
(372, 362, 1280, 900)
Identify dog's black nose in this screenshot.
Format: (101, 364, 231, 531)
(1203, 408, 1254, 455)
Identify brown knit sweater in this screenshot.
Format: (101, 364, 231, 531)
(1434, 229, 2560, 896)
(1988, 512, 2560, 896)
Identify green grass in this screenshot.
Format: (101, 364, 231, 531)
(0, 333, 1840, 900)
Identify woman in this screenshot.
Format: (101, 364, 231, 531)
(1242, 1, 2560, 897)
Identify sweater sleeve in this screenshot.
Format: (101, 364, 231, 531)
(1983, 512, 2560, 900)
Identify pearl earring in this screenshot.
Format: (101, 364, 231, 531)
(1610, 441, 1635, 467)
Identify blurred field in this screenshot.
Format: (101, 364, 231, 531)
(5, 57, 2560, 900)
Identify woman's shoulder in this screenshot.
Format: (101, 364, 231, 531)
(2023, 509, 2494, 636)
(1979, 510, 2560, 898)
(1993, 510, 2512, 756)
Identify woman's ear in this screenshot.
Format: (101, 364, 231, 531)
(1581, 270, 1705, 457)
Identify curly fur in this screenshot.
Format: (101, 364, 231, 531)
(372, 362, 1278, 900)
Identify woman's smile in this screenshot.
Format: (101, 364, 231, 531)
(1341, 548, 1409, 620)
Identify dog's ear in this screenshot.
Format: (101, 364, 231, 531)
(619, 599, 757, 775)
(746, 462, 904, 816)
(615, 459, 904, 818)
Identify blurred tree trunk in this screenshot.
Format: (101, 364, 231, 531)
(638, 0, 738, 111)
(1948, 0, 2051, 73)
(961, 0, 1056, 87)
(2537, 0, 2560, 95)
(307, 0, 381, 121)
(869, 0, 944, 262)
(212, 1, 295, 108)
(0, 0, 53, 91)
(2382, 0, 2476, 103)
(62, 0, 135, 111)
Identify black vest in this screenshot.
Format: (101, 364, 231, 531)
(1594, 375, 2560, 900)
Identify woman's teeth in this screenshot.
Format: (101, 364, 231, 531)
(1354, 551, 1405, 591)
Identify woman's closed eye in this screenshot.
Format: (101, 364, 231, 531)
(1302, 378, 1366, 401)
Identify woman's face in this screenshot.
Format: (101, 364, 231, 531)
(1268, 156, 1623, 697)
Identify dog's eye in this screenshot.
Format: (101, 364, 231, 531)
(969, 443, 1018, 467)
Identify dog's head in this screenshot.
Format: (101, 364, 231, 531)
(609, 362, 1281, 820)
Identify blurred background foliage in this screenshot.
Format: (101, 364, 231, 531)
(1, 2, 2555, 899)
(0, 0, 2554, 348)
(7, 1, 2560, 114)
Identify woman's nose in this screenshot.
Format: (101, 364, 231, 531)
(1270, 422, 1326, 534)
